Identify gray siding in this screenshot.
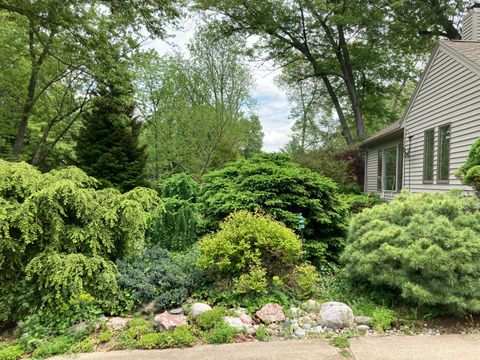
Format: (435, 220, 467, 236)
(403, 46, 479, 194)
(365, 138, 403, 201)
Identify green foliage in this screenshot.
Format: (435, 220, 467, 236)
(371, 308, 396, 331)
(197, 211, 303, 294)
(340, 193, 384, 215)
(137, 326, 195, 349)
(117, 246, 204, 311)
(0, 161, 159, 325)
(234, 266, 268, 295)
(0, 344, 24, 360)
(148, 173, 201, 251)
(98, 330, 113, 343)
(125, 318, 152, 339)
(255, 326, 269, 341)
(342, 191, 480, 314)
(456, 138, 480, 195)
(170, 326, 196, 347)
(137, 333, 173, 349)
(195, 307, 226, 331)
(75, 72, 147, 192)
(206, 324, 237, 344)
(32, 336, 75, 359)
(71, 338, 95, 353)
(200, 153, 346, 263)
(283, 263, 322, 300)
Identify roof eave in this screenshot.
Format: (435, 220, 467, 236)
(359, 128, 404, 149)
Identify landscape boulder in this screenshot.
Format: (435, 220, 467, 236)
(224, 316, 248, 331)
(106, 317, 130, 331)
(319, 302, 354, 330)
(154, 312, 187, 331)
(239, 313, 254, 325)
(190, 303, 212, 318)
(256, 303, 285, 324)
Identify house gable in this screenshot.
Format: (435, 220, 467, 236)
(401, 41, 480, 193)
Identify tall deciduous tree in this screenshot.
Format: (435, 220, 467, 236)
(134, 27, 263, 180)
(0, 0, 181, 160)
(195, 0, 467, 144)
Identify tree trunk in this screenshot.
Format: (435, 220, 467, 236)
(321, 76, 355, 145)
(12, 25, 54, 159)
(31, 120, 55, 166)
(337, 25, 365, 139)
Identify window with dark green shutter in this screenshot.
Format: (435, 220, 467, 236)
(423, 129, 434, 183)
(438, 125, 450, 182)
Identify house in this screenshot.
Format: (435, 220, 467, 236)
(361, 4, 480, 200)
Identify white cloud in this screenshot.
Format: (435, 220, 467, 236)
(144, 19, 292, 152)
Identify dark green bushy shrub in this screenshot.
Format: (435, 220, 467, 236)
(148, 173, 201, 251)
(117, 246, 204, 311)
(200, 153, 347, 263)
(341, 191, 480, 314)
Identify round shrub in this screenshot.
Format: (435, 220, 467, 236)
(283, 263, 322, 300)
(199, 153, 347, 263)
(341, 191, 480, 314)
(197, 211, 303, 287)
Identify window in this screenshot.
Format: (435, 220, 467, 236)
(384, 147, 397, 191)
(398, 146, 403, 191)
(423, 129, 435, 183)
(377, 150, 382, 191)
(438, 125, 450, 182)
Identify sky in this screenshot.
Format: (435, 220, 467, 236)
(144, 18, 293, 152)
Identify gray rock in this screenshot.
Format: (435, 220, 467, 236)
(357, 325, 370, 332)
(309, 325, 324, 334)
(106, 317, 130, 330)
(319, 302, 354, 330)
(301, 300, 321, 313)
(302, 323, 312, 330)
(224, 316, 247, 331)
(190, 303, 212, 318)
(355, 316, 372, 326)
(69, 321, 89, 333)
(289, 306, 307, 318)
(294, 328, 306, 338)
(169, 307, 184, 315)
(232, 307, 248, 316)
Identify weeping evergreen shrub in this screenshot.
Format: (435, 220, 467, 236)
(0, 160, 160, 325)
(456, 138, 480, 196)
(148, 173, 201, 251)
(341, 191, 480, 314)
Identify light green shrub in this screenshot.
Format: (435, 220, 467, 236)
(98, 330, 113, 343)
(456, 138, 480, 195)
(32, 336, 75, 359)
(0, 161, 160, 325)
(342, 191, 480, 314)
(255, 326, 269, 341)
(206, 324, 237, 344)
(195, 307, 226, 331)
(0, 344, 24, 360)
(371, 308, 396, 331)
(283, 263, 322, 300)
(137, 333, 173, 349)
(234, 266, 268, 295)
(171, 326, 196, 347)
(197, 211, 303, 285)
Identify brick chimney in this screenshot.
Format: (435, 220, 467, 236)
(462, 3, 480, 40)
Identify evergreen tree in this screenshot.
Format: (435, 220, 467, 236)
(76, 75, 146, 192)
